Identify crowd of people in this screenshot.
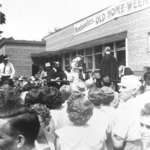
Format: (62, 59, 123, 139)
(0, 47, 150, 150)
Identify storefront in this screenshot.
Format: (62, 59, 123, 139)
(37, 0, 150, 74)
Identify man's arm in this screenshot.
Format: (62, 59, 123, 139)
(10, 63, 15, 78)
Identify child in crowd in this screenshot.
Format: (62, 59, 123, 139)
(55, 92, 108, 150)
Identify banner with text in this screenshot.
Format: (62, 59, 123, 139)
(74, 0, 150, 35)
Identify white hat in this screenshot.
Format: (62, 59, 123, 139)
(45, 62, 51, 67)
(3, 55, 9, 60)
(104, 46, 111, 54)
(118, 75, 141, 91)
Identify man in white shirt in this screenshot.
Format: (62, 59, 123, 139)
(0, 55, 15, 83)
(112, 71, 150, 150)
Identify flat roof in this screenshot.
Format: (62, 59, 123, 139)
(0, 38, 46, 48)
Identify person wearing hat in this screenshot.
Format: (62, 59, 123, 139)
(45, 61, 67, 89)
(44, 62, 57, 87)
(100, 46, 119, 91)
(0, 55, 15, 84)
(112, 71, 150, 150)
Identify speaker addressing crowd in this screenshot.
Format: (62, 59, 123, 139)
(100, 46, 119, 91)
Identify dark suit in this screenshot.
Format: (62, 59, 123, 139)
(100, 54, 119, 91)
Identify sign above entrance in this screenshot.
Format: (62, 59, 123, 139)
(74, 0, 150, 35)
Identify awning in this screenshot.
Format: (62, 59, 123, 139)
(32, 31, 127, 58)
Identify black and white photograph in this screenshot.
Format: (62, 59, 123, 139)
(0, 0, 150, 149)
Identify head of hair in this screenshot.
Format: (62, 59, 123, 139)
(101, 76, 111, 87)
(67, 91, 93, 126)
(24, 86, 44, 106)
(30, 104, 51, 127)
(0, 87, 40, 146)
(143, 71, 150, 86)
(8, 110, 40, 146)
(59, 85, 72, 101)
(65, 65, 71, 72)
(40, 86, 64, 109)
(124, 67, 134, 75)
(141, 103, 150, 116)
(88, 87, 114, 106)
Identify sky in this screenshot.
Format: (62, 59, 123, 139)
(0, 0, 120, 41)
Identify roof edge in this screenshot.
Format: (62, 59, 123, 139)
(0, 38, 46, 48)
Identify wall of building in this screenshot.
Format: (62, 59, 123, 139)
(5, 44, 45, 77)
(45, 7, 150, 72)
(127, 8, 150, 71)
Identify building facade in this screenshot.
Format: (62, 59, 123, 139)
(0, 38, 45, 77)
(38, 0, 150, 74)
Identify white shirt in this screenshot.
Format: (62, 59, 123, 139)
(89, 107, 115, 133)
(50, 102, 72, 130)
(88, 107, 116, 150)
(113, 90, 150, 142)
(56, 124, 106, 150)
(0, 62, 15, 78)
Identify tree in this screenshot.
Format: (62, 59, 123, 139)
(0, 4, 6, 37)
(0, 11, 5, 24)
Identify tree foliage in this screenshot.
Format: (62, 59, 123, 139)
(0, 11, 5, 24)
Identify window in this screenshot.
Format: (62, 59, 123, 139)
(77, 49, 84, 56)
(95, 54, 102, 69)
(94, 45, 102, 53)
(117, 51, 126, 66)
(116, 40, 125, 49)
(64, 53, 70, 67)
(85, 48, 92, 55)
(85, 56, 93, 70)
(84, 47, 93, 70)
(71, 51, 76, 59)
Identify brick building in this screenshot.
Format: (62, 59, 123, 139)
(34, 0, 150, 75)
(0, 38, 45, 77)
